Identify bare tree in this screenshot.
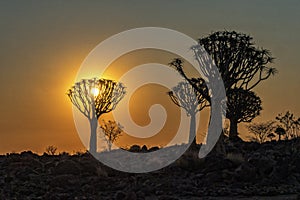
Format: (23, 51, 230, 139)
(67, 78, 126, 154)
(168, 81, 209, 147)
(45, 145, 57, 155)
(99, 120, 123, 151)
(276, 111, 300, 139)
(247, 121, 275, 143)
(170, 31, 277, 140)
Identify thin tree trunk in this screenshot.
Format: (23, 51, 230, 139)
(204, 101, 226, 156)
(229, 118, 238, 140)
(108, 142, 112, 151)
(189, 114, 197, 146)
(89, 117, 98, 154)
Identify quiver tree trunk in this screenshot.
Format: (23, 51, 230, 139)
(189, 114, 197, 147)
(89, 117, 98, 154)
(229, 118, 238, 140)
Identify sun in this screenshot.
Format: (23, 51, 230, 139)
(91, 87, 100, 97)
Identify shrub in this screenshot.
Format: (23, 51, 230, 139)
(45, 145, 57, 155)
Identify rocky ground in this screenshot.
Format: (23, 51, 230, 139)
(1, 139, 300, 199)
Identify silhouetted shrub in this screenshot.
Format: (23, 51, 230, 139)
(45, 145, 57, 155)
(129, 145, 140, 152)
(59, 152, 69, 156)
(141, 145, 148, 152)
(148, 146, 159, 152)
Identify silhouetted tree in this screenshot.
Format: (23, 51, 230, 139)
(99, 120, 123, 151)
(45, 145, 57, 155)
(247, 121, 275, 143)
(222, 122, 230, 138)
(170, 31, 277, 140)
(227, 88, 262, 138)
(276, 111, 300, 139)
(168, 81, 209, 147)
(294, 119, 300, 138)
(267, 133, 276, 141)
(275, 127, 285, 141)
(67, 78, 126, 154)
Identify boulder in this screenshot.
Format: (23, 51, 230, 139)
(52, 160, 81, 175)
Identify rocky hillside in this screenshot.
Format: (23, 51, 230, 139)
(1, 139, 300, 199)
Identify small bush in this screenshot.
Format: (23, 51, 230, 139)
(148, 146, 160, 152)
(129, 145, 141, 152)
(45, 145, 57, 155)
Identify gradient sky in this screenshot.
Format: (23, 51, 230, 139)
(0, 0, 299, 154)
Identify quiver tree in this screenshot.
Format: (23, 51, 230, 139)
(168, 81, 209, 146)
(275, 127, 286, 141)
(227, 88, 262, 138)
(267, 133, 276, 141)
(198, 31, 277, 91)
(67, 78, 126, 154)
(169, 30, 277, 140)
(99, 120, 123, 151)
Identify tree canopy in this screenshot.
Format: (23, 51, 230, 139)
(67, 78, 126, 153)
(168, 81, 209, 146)
(170, 30, 277, 139)
(99, 120, 123, 151)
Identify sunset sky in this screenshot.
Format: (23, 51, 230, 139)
(0, 0, 299, 154)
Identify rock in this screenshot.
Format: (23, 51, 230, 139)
(247, 154, 275, 177)
(15, 166, 39, 181)
(269, 158, 289, 181)
(125, 191, 137, 200)
(221, 169, 233, 181)
(8, 157, 43, 172)
(203, 155, 234, 173)
(292, 156, 300, 169)
(1, 138, 300, 199)
(49, 174, 79, 188)
(158, 195, 179, 200)
(115, 191, 126, 200)
(176, 155, 205, 171)
(81, 183, 95, 194)
(52, 160, 81, 175)
(234, 163, 256, 182)
(203, 171, 223, 183)
(45, 192, 73, 200)
(79, 158, 107, 177)
(145, 195, 158, 200)
(145, 194, 158, 200)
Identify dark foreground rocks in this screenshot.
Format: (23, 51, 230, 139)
(1, 139, 300, 199)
